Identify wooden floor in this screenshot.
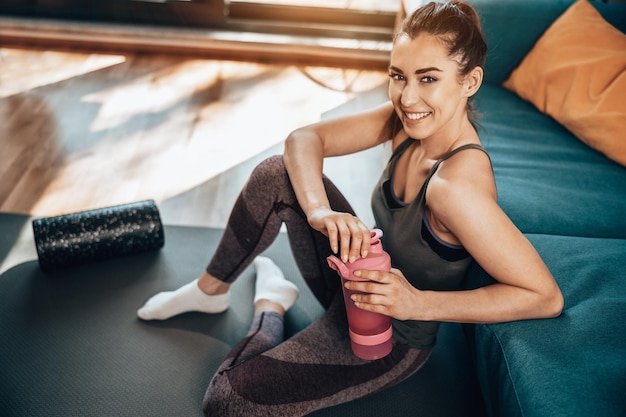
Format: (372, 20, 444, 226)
(0, 46, 390, 230)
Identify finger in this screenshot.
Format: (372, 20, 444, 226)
(345, 279, 386, 296)
(337, 221, 352, 262)
(360, 224, 372, 258)
(353, 301, 385, 315)
(350, 220, 373, 262)
(325, 220, 339, 254)
(390, 268, 403, 276)
(352, 292, 390, 308)
(353, 269, 390, 284)
(347, 220, 364, 264)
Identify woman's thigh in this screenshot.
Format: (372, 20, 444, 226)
(203, 294, 430, 417)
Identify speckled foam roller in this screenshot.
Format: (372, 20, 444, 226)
(32, 200, 165, 271)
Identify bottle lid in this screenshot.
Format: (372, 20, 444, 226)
(370, 229, 383, 245)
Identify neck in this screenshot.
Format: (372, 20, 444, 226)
(417, 115, 478, 160)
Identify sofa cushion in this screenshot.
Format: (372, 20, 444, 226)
(502, 0, 626, 167)
(472, 0, 626, 86)
(472, 0, 575, 86)
(475, 84, 626, 239)
(466, 234, 626, 417)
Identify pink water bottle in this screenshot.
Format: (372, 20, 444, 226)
(327, 229, 393, 360)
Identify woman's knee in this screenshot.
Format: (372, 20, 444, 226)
(249, 155, 289, 186)
(242, 155, 295, 205)
(202, 374, 236, 417)
(203, 372, 272, 417)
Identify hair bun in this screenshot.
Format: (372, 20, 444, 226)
(450, 0, 483, 31)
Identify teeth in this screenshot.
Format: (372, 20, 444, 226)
(406, 112, 430, 120)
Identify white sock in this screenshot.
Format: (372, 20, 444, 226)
(137, 279, 230, 320)
(253, 256, 299, 311)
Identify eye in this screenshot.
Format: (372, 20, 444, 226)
(389, 72, 405, 82)
(420, 76, 437, 83)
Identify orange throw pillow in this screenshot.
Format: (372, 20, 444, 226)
(502, 0, 626, 166)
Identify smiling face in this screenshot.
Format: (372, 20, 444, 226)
(388, 33, 481, 142)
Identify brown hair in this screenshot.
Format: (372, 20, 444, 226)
(389, 0, 488, 134)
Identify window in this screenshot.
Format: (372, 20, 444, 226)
(0, 0, 398, 35)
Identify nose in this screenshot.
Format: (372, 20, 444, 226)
(400, 81, 420, 108)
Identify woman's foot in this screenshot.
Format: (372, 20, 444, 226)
(137, 256, 298, 320)
(137, 275, 230, 320)
(253, 256, 299, 315)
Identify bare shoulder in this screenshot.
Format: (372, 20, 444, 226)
(426, 146, 496, 217)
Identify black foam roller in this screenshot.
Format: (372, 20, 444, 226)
(32, 200, 165, 271)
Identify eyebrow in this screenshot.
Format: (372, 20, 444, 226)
(388, 65, 443, 74)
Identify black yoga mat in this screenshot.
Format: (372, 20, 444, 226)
(1, 215, 485, 417)
(32, 200, 164, 271)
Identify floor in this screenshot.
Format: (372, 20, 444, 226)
(0, 46, 391, 276)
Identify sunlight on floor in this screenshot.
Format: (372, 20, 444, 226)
(19, 55, 387, 216)
(83, 60, 223, 133)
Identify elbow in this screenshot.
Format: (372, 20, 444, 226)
(283, 130, 297, 158)
(283, 127, 312, 157)
(284, 127, 324, 166)
(542, 287, 564, 319)
(283, 129, 301, 169)
(552, 291, 565, 318)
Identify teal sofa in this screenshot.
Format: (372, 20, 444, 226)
(464, 0, 626, 416)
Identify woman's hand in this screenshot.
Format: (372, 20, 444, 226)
(344, 268, 422, 321)
(307, 207, 371, 263)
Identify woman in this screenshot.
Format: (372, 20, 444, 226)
(138, 1, 564, 415)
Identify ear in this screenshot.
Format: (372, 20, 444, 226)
(463, 66, 483, 98)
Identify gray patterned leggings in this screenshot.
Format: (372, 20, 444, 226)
(202, 155, 430, 417)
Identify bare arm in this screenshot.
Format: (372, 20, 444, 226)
(283, 101, 397, 262)
(347, 152, 563, 323)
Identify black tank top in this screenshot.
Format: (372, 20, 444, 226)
(371, 138, 491, 349)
